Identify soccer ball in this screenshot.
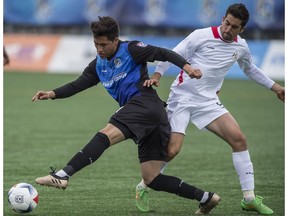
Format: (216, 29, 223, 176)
(8, 183, 39, 213)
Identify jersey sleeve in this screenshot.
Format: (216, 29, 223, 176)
(53, 59, 100, 99)
(237, 44, 275, 89)
(128, 41, 188, 70)
(155, 30, 199, 76)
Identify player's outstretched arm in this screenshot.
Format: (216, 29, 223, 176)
(143, 64, 202, 88)
(32, 91, 56, 102)
(271, 83, 285, 102)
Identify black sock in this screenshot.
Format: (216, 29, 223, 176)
(148, 174, 205, 201)
(62, 132, 110, 176)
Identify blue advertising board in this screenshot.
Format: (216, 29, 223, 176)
(4, 0, 284, 29)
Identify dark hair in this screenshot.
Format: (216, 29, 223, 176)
(90, 16, 120, 41)
(225, 3, 249, 27)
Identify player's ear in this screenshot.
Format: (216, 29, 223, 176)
(113, 37, 119, 46)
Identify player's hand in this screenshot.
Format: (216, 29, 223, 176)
(183, 64, 202, 79)
(3, 46, 10, 66)
(32, 91, 55, 102)
(271, 83, 285, 103)
(143, 78, 160, 87)
(143, 72, 161, 87)
(4, 56, 9, 66)
(276, 89, 285, 102)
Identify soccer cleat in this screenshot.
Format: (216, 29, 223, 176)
(241, 195, 274, 215)
(135, 186, 149, 212)
(35, 167, 69, 190)
(195, 193, 221, 215)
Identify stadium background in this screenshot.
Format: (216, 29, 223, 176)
(4, 0, 284, 80)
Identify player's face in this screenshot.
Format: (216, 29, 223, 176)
(94, 36, 119, 59)
(220, 14, 245, 42)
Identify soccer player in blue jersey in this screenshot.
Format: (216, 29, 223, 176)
(32, 16, 220, 214)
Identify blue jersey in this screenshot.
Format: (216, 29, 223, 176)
(52, 40, 187, 106)
(96, 42, 143, 106)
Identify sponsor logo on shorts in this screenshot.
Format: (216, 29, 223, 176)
(216, 102, 224, 108)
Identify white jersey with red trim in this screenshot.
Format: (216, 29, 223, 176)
(155, 26, 274, 104)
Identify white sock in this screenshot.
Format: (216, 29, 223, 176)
(243, 190, 255, 202)
(136, 179, 148, 189)
(55, 169, 70, 178)
(160, 162, 168, 174)
(200, 192, 209, 203)
(232, 150, 255, 200)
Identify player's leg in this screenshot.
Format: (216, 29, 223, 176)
(136, 119, 220, 214)
(206, 112, 273, 214)
(159, 132, 185, 175)
(140, 160, 221, 214)
(136, 132, 185, 192)
(165, 101, 191, 162)
(166, 132, 185, 161)
(35, 123, 125, 189)
(136, 102, 189, 196)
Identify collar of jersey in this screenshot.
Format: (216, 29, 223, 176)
(211, 26, 238, 43)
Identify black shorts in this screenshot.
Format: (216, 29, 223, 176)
(109, 95, 170, 163)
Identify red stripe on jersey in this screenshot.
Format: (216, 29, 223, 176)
(177, 70, 184, 86)
(211, 26, 238, 42)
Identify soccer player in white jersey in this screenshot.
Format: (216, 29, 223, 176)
(136, 3, 284, 215)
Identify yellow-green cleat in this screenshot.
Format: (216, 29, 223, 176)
(241, 195, 274, 215)
(135, 186, 149, 212)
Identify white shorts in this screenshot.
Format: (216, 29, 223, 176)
(167, 99, 228, 134)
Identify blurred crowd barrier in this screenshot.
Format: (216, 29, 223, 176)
(4, 0, 284, 30)
(4, 34, 284, 81)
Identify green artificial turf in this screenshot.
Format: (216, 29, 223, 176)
(3, 72, 284, 215)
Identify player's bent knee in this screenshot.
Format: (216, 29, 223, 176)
(167, 148, 180, 160)
(230, 133, 248, 151)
